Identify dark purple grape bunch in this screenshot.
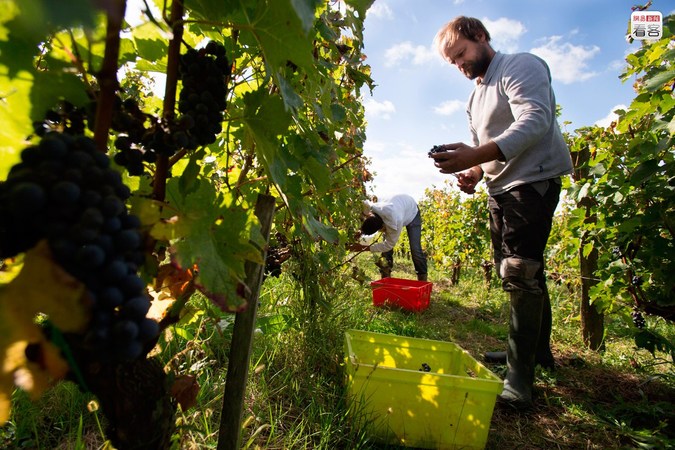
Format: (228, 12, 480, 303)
(631, 307, 646, 329)
(32, 101, 87, 137)
(113, 97, 192, 175)
(428, 145, 445, 157)
(264, 233, 292, 279)
(111, 96, 156, 176)
(178, 40, 231, 149)
(0, 132, 159, 362)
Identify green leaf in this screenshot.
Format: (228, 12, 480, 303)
(160, 178, 263, 310)
(25, 0, 98, 30)
(582, 242, 595, 258)
(256, 313, 292, 334)
(275, 72, 303, 111)
(241, 0, 315, 73)
(290, 0, 321, 34)
(330, 103, 347, 123)
(129, 22, 169, 72)
(303, 214, 339, 244)
(31, 66, 89, 120)
(187, 0, 252, 23)
(576, 182, 591, 202)
(0, 1, 98, 77)
(630, 159, 660, 185)
(344, 0, 376, 19)
(178, 150, 205, 196)
(304, 155, 331, 193)
(242, 89, 293, 188)
(0, 67, 33, 179)
(589, 163, 606, 177)
(616, 216, 642, 233)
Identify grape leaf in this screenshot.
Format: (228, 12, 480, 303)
(147, 263, 197, 322)
(242, 0, 315, 73)
(242, 89, 293, 188)
(290, 0, 322, 34)
(644, 68, 675, 92)
(153, 177, 263, 310)
(0, 241, 89, 423)
(344, 0, 376, 18)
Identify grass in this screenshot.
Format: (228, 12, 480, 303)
(3, 253, 674, 449)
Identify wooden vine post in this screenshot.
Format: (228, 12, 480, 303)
(572, 146, 605, 351)
(217, 193, 276, 450)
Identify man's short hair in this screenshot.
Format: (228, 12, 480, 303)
(361, 213, 384, 236)
(434, 16, 491, 59)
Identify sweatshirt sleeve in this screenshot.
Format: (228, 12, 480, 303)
(491, 54, 555, 161)
(369, 226, 401, 253)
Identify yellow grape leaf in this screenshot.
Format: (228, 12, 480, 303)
(0, 240, 90, 423)
(147, 262, 196, 322)
(0, 256, 22, 284)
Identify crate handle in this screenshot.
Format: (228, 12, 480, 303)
(371, 283, 419, 290)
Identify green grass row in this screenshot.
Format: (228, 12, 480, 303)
(3, 254, 674, 449)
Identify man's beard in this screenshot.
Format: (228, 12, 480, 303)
(462, 47, 491, 80)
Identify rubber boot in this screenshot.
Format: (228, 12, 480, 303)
(379, 266, 392, 279)
(417, 273, 427, 281)
(485, 286, 555, 370)
(535, 283, 555, 369)
(497, 289, 544, 410)
(376, 252, 393, 279)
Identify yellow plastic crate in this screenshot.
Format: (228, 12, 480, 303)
(344, 329, 503, 449)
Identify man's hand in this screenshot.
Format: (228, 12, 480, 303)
(455, 167, 482, 194)
(428, 142, 478, 174)
(428, 141, 503, 175)
(347, 243, 370, 252)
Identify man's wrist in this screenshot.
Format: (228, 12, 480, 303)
(477, 141, 504, 163)
(472, 166, 484, 180)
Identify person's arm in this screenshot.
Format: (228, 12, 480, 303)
(369, 226, 400, 253)
(429, 140, 503, 175)
(347, 242, 370, 252)
(492, 54, 555, 160)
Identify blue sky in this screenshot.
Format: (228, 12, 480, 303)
(360, 0, 673, 201)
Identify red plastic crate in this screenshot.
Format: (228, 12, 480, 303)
(370, 277, 433, 312)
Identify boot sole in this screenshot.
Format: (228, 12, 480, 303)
(496, 394, 533, 411)
(484, 352, 555, 370)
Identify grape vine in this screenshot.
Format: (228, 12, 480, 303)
(565, 13, 674, 354)
(0, 0, 375, 446)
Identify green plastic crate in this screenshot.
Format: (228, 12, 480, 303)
(344, 329, 503, 449)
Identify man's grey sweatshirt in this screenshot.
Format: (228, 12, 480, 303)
(467, 51, 573, 196)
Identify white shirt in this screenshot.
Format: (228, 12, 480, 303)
(365, 194, 419, 253)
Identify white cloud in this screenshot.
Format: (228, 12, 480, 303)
(594, 104, 626, 128)
(368, 1, 393, 20)
(530, 36, 600, 84)
(364, 141, 448, 201)
(434, 99, 465, 116)
(383, 41, 440, 67)
(364, 97, 396, 120)
(608, 59, 626, 71)
(482, 17, 526, 53)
